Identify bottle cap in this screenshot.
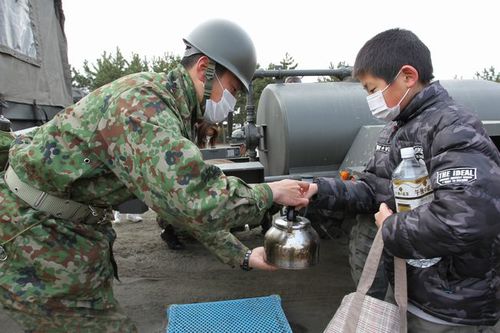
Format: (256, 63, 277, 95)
(400, 147, 415, 159)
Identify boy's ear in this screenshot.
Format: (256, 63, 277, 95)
(401, 65, 419, 88)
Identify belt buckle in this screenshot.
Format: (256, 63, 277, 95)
(88, 205, 108, 224)
(88, 205, 99, 217)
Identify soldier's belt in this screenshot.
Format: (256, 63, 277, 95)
(4, 166, 108, 223)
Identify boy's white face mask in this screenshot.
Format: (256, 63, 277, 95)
(204, 75, 236, 124)
(366, 69, 410, 122)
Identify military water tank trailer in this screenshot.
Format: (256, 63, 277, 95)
(249, 69, 500, 178)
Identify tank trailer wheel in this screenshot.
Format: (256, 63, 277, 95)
(348, 214, 389, 300)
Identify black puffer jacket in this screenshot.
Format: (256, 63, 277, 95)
(312, 82, 500, 326)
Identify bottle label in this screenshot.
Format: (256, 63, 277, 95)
(393, 175, 441, 268)
(393, 175, 433, 212)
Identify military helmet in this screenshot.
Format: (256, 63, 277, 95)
(183, 19, 257, 91)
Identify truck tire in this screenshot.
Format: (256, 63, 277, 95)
(348, 213, 389, 300)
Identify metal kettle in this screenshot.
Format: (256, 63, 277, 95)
(264, 206, 320, 269)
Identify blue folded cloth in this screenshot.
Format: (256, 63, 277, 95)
(166, 294, 292, 333)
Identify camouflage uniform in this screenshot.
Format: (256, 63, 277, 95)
(311, 82, 500, 326)
(0, 65, 272, 331)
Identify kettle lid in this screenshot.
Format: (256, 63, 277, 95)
(274, 215, 310, 230)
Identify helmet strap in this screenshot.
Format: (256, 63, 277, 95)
(203, 59, 216, 102)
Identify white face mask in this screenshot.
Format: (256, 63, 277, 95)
(204, 75, 237, 124)
(366, 69, 410, 122)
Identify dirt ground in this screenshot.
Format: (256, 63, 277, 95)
(1, 210, 355, 333)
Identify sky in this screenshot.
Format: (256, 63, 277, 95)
(63, 0, 499, 83)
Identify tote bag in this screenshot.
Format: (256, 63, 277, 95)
(324, 228, 407, 333)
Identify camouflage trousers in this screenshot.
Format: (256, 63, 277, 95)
(0, 177, 137, 332)
(2, 302, 137, 333)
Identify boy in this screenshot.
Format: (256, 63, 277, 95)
(307, 28, 500, 331)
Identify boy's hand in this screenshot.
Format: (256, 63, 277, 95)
(374, 203, 393, 228)
(303, 183, 318, 200)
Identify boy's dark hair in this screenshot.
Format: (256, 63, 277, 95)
(181, 54, 228, 77)
(354, 28, 434, 84)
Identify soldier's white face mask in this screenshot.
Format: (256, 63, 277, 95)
(204, 75, 236, 124)
(366, 69, 410, 122)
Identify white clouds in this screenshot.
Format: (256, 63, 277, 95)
(64, 0, 500, 80)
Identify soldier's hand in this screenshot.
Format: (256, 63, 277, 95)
(249, 247, 278, 271)
(267, 179, 310, 208)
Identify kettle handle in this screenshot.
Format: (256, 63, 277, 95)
(286, 206, 297, 222)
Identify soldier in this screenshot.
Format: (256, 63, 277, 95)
(0, 19, 310, 332)
(306, 29, 500, 331)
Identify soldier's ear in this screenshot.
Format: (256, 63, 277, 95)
(195, 56, 210, 82)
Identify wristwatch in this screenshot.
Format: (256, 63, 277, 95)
(240, 249, 253, 271)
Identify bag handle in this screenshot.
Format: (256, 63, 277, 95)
(394, 255, 408, 332)
(345, 227, 407, 333)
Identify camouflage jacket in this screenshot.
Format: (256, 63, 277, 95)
(312, 82, 500, 325)
(6, 65, 272, 268)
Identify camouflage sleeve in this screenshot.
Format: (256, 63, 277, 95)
(382, 121, 500, 259)
(91, 87, 273, 267)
